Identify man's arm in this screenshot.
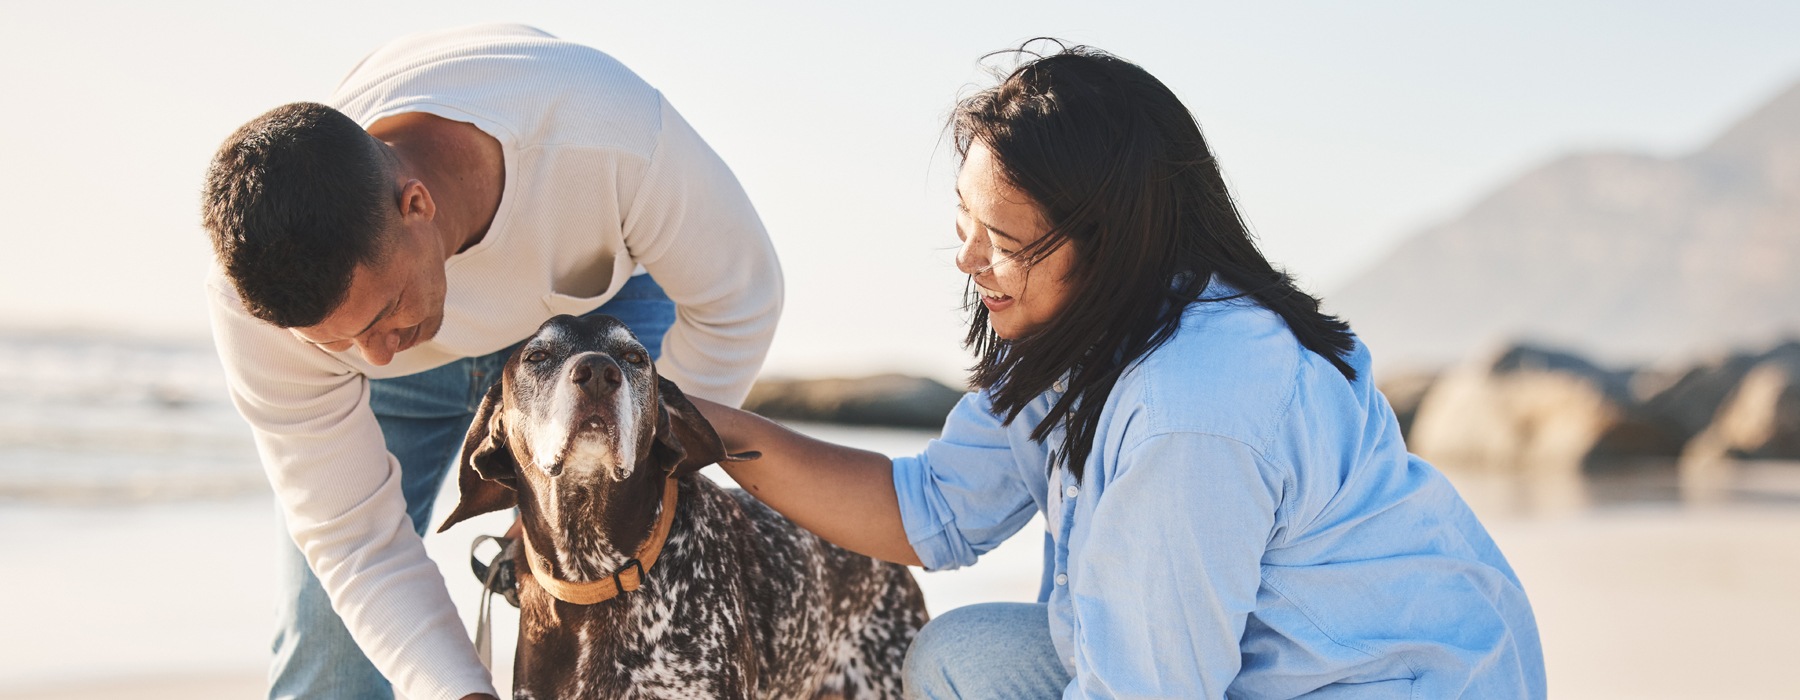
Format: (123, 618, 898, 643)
(622, 96, 782, 407)
(208, 279, 498, 700)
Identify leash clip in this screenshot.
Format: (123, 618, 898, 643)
(470, 534, 521, 608)
(468, 533, 521, 671)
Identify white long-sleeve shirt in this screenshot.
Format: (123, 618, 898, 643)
(206, 24, 782, 700)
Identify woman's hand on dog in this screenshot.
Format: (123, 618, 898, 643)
(688, 397, 924, 567)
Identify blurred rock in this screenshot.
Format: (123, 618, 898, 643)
(1591, 343, 1798, 466)
(1410, 344, 1631, 475)
(1376, 372, 1438, 440)
(1633, 352, 1765, 437)
(744, 374, 965, 429)
(1683, 346, 1800, 465)
(1409, 340, 1800, 480)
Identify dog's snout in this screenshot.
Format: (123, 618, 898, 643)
(570, 354, 624, 397)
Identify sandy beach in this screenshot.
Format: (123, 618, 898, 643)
(3, 424, 1799, 699)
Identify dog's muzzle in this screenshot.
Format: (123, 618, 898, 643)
(569, 353, 623, 401)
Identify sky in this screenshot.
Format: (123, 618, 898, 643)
(3, 0, 1798, 382)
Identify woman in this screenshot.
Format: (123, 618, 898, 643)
(694, 44, 1545, 698)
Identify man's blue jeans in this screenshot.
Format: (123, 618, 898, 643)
(268, 274, 676, 699)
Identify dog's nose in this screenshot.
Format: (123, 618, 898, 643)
(570, 355, 623, 397)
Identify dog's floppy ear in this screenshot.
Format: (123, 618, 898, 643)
(438, 382, 520, 533)
(653, 376, 759, 479)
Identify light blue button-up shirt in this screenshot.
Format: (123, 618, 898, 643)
(893, 293, 1546, 698)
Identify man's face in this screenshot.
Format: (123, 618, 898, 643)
(290, 223, 448, 366)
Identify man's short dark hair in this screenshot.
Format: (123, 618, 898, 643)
(201, 102, 393, 328)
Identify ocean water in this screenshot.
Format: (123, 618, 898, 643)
(0, 333, 264, 504)
(8, 332, 1795, 512)
(0, 333, 974, 503)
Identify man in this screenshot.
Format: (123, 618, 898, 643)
(201, 24, 782, 700)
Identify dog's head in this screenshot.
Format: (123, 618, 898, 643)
(437, 314, 744, 533)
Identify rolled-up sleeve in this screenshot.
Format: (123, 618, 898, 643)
(891, 391, 1042, 571)
(1064, 432, 1281, 699)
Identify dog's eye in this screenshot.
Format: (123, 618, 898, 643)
(524, 350, 549, 363)
(622, 350, 647, 365)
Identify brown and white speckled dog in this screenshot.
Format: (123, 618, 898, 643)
(438, 314, 928, 699)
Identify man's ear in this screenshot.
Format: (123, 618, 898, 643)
(653, 376, 759, 479)
(438, 382, 519, 533)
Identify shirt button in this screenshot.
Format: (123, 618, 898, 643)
(1064, 485, 1079, 499)
(1055, 573, 1068, 586)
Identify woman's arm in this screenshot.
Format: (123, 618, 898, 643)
(689, 397, 924, 566)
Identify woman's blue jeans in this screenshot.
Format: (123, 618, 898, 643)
(903, 602, 1072, 699)
(267, 274, 675, 699)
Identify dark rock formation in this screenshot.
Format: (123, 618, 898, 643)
(1377, 372, 1438, 440)
(744, 374, 965, 429)
(1683, 343, 1800, 464)
(1409, 341, 1800, 477)
(1588, 345, 1794, 467)
(1410, 344, 1632, 474)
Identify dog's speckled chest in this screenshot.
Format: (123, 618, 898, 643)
(513, 477, 927, 700)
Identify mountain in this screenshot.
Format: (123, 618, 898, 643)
(1329, 79, 1800, 372)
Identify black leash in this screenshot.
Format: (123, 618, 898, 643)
(469, 534, 521, 669)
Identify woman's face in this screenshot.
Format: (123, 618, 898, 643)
(954, 141, 1076, 340)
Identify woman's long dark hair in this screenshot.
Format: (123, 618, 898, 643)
(954, 42, 1357, 481)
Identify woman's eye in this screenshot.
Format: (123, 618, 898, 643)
(524, 350, 549, 363)
(623, 350, 646, 365)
